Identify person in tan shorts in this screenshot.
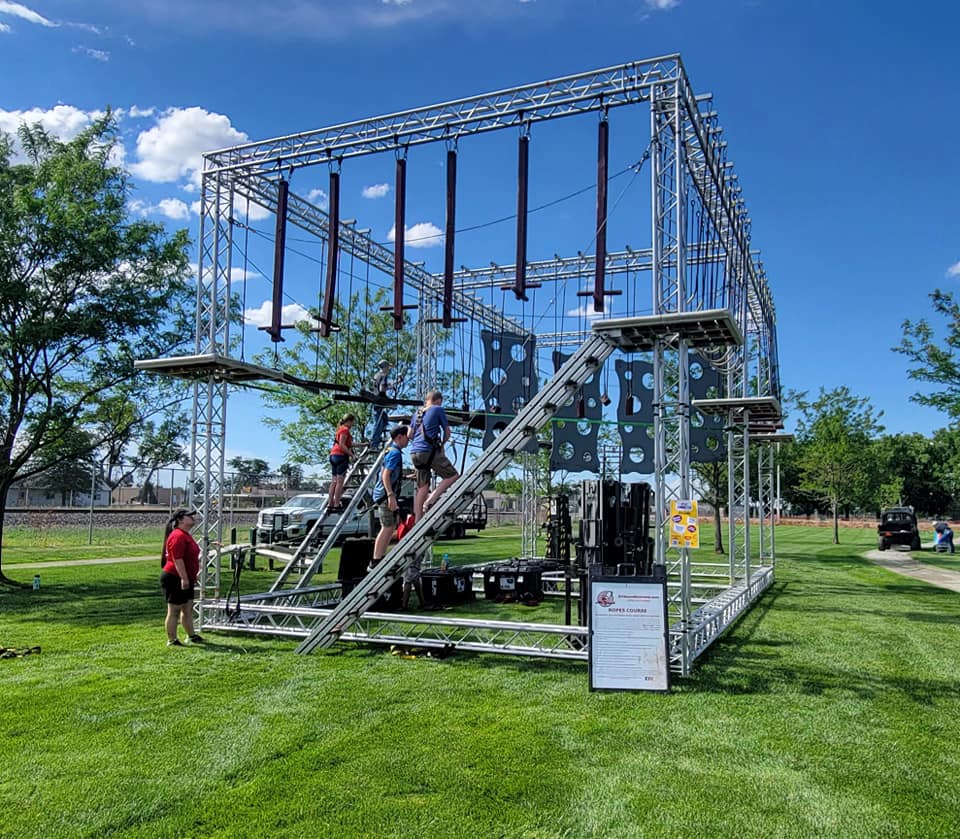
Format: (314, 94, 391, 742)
(408, 389, 459, 519)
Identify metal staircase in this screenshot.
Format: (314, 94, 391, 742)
(267, 445, 384, 593)
(295, 329, 617, 654)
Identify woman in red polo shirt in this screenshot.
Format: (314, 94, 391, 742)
(160, 508, 204, 647)
(328, 413, 355, 511)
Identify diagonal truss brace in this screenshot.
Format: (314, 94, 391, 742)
(268, 446, 385, 593)
(295, 323, 627, 653)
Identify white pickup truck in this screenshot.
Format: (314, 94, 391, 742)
(254, 493, 371, 545)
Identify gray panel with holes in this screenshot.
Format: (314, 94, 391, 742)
(688, 352, 726, 463)
(615, 358, 655, 476)
(549, 351, 602, 473)
(481, 330, 539, 454)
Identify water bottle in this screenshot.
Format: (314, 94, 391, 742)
(440, 553, 450, 573)
(32, 575, 40, 590)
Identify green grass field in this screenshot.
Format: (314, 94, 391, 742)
(2, 525, 159, 564)
(1, 525, 959, 838)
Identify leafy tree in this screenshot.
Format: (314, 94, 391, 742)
(691, 459, 726, 553)
(256, 287, 417, 466)
(791, 387, 884, 544)
(28, 427, 96, 506)
(896, 290, 960, 421)
(277, 462, 304, 490)
(0, 116, 191, 584)
(133, 416, 189, 501)
(871, 433, 952, 516)
(228, 457, 272, 493)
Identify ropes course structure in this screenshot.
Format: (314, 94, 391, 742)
(137, 53, 783, 676)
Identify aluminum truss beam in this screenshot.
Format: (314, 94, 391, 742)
(191, 176, 233, 605)
(204, 56, 682, 177)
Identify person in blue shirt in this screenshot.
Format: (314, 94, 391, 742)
(934, 521, 955, 554)
(369, 425, 410, 569)
(408, 389, 459, 519)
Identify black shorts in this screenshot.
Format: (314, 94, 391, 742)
(330, 454, 349, 476)
(161, 571, 195, 605)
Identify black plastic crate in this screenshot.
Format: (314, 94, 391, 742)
(421, 568, 476, 607)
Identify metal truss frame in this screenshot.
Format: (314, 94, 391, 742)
(756, 440, 775, 566)
(521, 451, 539, 558)
(167, 54, 784, 677)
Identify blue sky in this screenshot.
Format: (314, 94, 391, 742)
(2, 0, 958, 473)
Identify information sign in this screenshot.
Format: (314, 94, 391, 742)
(589, 576, 669, 692)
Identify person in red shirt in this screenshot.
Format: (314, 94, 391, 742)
(328, 413, 356, 511)
(160, 508, 204, 647)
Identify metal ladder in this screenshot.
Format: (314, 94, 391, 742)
(268, 445, 385, 593)
(296, 330, 615, 654)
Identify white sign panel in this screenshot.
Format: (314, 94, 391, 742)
(589, 579, 669, 692)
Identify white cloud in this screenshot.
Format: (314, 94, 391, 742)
(189, 262, 259, 284)
(307, 187, 329, 209)
(382, 0, 413, 5)
(947, 261, 960, 278)
(566, 304, 604, 320)
(127, 198, 190, 221)
(386, 221, 443, 248)
(129, 106, 155, 119)
(645, 0, 679, 8)
(362, 182, 390, 199)
(244, 300, 312, 327)
(129, 197, 190, 220)
(0, 2, 55, 27)
(130, 107, 248, 190)
(0, 105, 109, 162)
(157, 198, 191, 220)
(0, 21, 10, 32)
(72, 45, 110, 61)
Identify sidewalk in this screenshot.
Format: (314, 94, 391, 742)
(865, 549, 960, 593)
(12, 556, 154, 571)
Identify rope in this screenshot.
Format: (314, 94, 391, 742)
(224, 553, 244, 620)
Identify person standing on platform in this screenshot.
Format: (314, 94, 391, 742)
(370, 360, 394, 446)
(328, 413, 355, 512)
(409, 389, 459, 520)
(369, 425, 409, 570)
(160, 509, 204, 646)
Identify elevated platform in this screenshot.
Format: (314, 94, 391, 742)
(135, 353, 348, 392)
(751, 432, 794, 444)
(692, 395, 783, 430)
(136, 353, 419, 406)
(593, 308, 743, 351)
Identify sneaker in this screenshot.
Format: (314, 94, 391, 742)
(187, 634, 206, 644)
(167, 638, 184, 647)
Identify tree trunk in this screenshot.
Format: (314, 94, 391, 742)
(712, 462, 724, 553)
(832, 497, 840, 545)
(0, 482, 27, 587)
(713, 503, 724, 553)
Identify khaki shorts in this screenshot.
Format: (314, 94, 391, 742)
(411, 449, 458, 487)
(378, 504, 400, 529)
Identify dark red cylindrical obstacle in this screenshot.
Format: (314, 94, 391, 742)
(392, 156, 407, 330)
(319, 169, 340, 337)
(267, 177, 289, 343)
(594, 118, 609, 313)
(513, 134, 530, 301)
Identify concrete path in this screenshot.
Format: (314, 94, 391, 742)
(11, 556, 153, 571)
(865, 548, 960, 593)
